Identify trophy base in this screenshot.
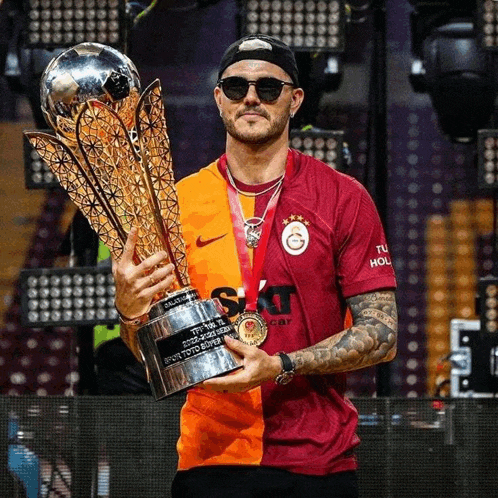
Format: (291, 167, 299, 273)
(137, 287, 241, 400)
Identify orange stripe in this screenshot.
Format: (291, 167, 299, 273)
(177, 386, 264, 469)
(176, 163, 264, 469)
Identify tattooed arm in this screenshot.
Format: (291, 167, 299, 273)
(289, 290, 397, 375)
(204, 289, 397, 392)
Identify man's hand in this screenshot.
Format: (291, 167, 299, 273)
(112, 227, 175, 319)
(202, 336, 282, 393)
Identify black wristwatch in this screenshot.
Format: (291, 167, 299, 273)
(274, 352, 295, 385)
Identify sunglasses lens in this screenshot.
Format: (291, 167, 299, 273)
(221, 77, 249, 100)
(220, 77, 288, 102)
(256, 78, 283, 102)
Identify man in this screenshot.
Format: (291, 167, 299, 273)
(113, 35, 397, 497)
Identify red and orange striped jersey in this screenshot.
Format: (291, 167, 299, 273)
(175, 149, 396, 475)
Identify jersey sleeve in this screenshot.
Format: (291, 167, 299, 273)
(335, 181, 396, 298)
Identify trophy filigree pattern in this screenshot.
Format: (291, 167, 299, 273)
(136, 81, 189, 286)
(24, 131, 125, 258)
(76, 100, 168, 265)
(25, 79, 190, 289)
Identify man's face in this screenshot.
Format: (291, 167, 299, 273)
(214, 59, 303, 145)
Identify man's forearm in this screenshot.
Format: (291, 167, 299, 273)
(289, 290, 397, 376)
(120, 321, 143, 362)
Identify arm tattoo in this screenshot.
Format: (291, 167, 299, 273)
(290, 290, 397, 375)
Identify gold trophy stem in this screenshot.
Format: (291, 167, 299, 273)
(139, 150, 187, 288)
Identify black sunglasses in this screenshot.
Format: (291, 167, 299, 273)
(217, 76, 294, 103)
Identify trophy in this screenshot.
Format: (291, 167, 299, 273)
(25, 43, 241, 400)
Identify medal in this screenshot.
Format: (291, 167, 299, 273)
(234, 310, 268, 346)
(220, 152, 294, 347)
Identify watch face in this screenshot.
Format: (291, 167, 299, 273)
(276, 372, 294, 385)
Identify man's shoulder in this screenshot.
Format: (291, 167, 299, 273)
(176, 160, 226, 204)
(177, 160, 222, 190)
(176, 159, 229, 223)
(291, 149, 367, 197)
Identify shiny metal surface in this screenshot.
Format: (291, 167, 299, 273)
(148, 287, 200, 320)
(146, 298, 225, 339)
(138, 296, 241, 400)
(40, 42, 140, 127)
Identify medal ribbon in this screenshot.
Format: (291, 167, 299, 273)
(219, 151, 293, 312)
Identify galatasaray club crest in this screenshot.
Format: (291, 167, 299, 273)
(282, 215, 310, 255)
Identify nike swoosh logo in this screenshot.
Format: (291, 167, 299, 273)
(196, 234, 227, 248)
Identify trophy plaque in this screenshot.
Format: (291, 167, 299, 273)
(25, 43, 241, 400)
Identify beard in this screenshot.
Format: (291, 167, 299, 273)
(222, 103, 291, 145)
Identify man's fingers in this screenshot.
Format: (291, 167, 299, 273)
(137, 251, 169, 274)
(224, 335, 252, 356)
(118, 270, 175, 318)
(144, 270, 176, 295)
(202, 370, 251, 392)
(137, 263, 175, 290)
(120, 227, 139, 263)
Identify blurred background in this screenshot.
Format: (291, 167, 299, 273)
(1, 0, 498, 401)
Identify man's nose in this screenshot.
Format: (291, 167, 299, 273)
(243, 82, 261, 104)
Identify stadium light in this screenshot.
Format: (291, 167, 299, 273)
(24, 131, 60, 189)
(290, 128, 345, 170)
(22, 0, 127, 49)
(20, 266, 118, 328)
(478, 0, 498, 50)
(240, 0, 346, 52)
(477, 129, 498, 189)
(480, 277, 498, 335)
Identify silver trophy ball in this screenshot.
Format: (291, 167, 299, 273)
(40, 42, 141, 128)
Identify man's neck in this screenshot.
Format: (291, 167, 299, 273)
(225, 135, 289, 185)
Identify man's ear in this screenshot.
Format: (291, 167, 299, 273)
(214, 86, 223, 112)
(290, 88, 304, 116)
